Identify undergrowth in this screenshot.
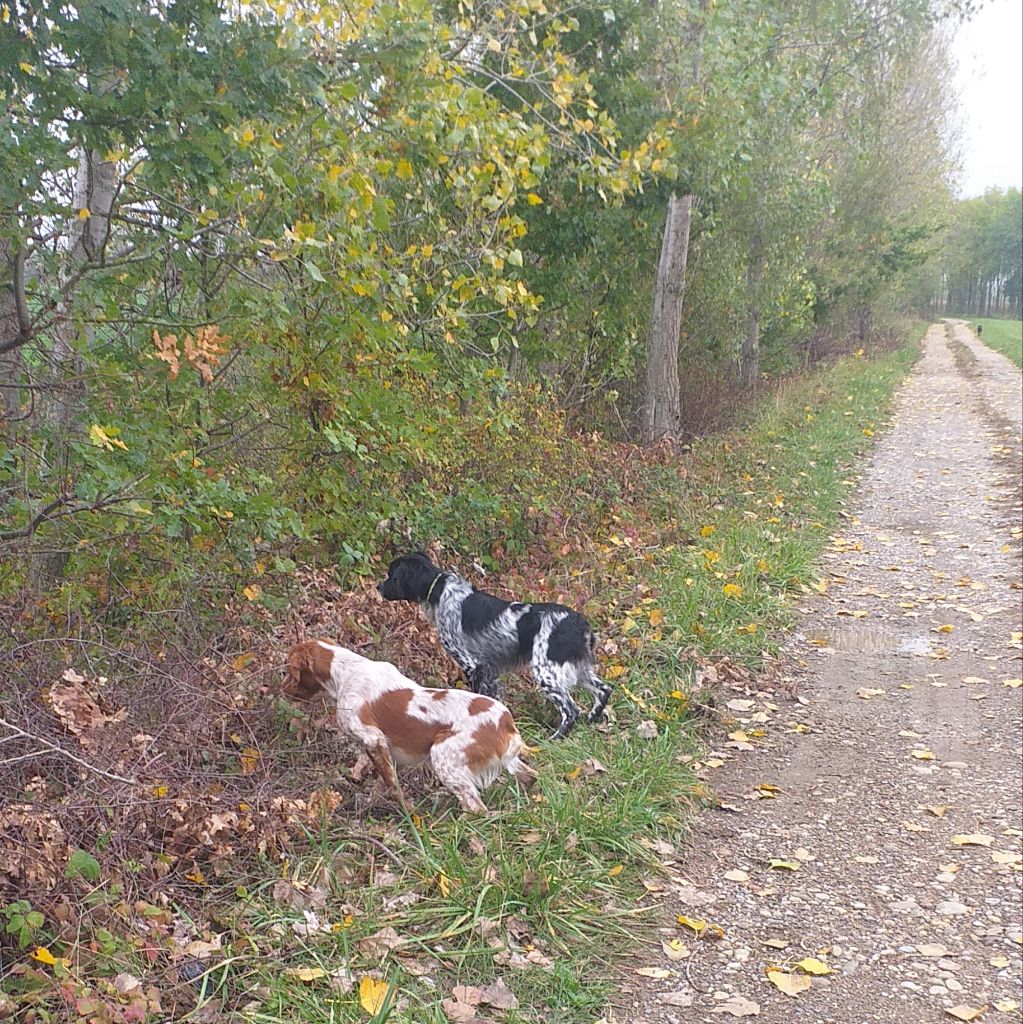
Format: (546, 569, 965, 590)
(1, 330, 923, 1023)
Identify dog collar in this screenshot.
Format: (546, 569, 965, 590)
(424, 572, 445, 605)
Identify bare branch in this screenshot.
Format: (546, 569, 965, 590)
(0, 716, 137, 785)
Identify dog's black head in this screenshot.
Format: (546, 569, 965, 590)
(377, 551, 442, 603)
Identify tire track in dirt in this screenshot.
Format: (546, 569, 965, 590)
(629, 324, 1023, 1023)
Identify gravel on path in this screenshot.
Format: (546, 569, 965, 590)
(624, 324, 1023, 1024)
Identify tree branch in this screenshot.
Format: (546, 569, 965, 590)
(0, 716, 137, 785)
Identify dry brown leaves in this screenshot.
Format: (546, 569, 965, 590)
(47, 669, 126, 749)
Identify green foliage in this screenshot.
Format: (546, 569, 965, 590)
(65, 848, 101, 882)
(933, 189, 1023, 319)
(2, 900, 46, 949)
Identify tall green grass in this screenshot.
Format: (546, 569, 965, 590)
(967, 318, 1022, 367)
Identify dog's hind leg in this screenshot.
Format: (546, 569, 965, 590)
(579, 665, 612, 724)
(532, 660, 581, 740)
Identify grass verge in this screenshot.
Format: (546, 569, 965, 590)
(966, 318, 1022, 367)
(1, 331, 923, 1024)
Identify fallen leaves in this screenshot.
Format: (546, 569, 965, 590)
(856, 687, 886, 699)
(917, 943, 949, 958)
(359, 976, 392, 1015)
(676, 914, 724, 939)
(635, 967, 671, 979)
(951, 833, 994, 847)
(442, 978, 519, 1019)
(713, 994, 760, 1016)
(794, 958, 831, 975)
(286, 965, 328, 983)
(910, 749, 935, 761)
(945, 1006, 987, 1022)
(661, 939, 691, 960)
(724, 869, 750, 883)
(768, 859, 800, 872)
(47, 670, 126, 750)
(357, 926, 404, 959)
(766, 969, 812, 997)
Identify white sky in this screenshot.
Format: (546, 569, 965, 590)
(951, 0, 1023, 197)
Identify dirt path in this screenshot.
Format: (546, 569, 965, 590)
(631, 324, 1023, 1023)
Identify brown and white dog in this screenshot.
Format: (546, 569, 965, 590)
(284, 640, 537, 813)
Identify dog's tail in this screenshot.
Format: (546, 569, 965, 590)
(502, 730, 539, 788)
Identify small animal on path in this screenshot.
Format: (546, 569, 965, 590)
(376, 552, 611, 739)
(284, 639, 536, 813)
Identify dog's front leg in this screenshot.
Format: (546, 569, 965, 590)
(365, 743, 410, 811)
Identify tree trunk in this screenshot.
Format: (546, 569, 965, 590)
(0, 238, 27, 430)
(740, 234, 764, 391)
(30, 133, 117, 588)
(643, 193, 693, 443)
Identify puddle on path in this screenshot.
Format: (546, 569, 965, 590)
(808, 625, 933, 656)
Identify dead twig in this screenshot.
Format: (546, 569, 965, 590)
(0, 716, 137, 785)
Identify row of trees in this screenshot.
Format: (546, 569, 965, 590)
(1, 0, 969, 606)
(928, 188, 1023, 318)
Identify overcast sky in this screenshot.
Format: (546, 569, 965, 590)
(951, 0, 1023, 197)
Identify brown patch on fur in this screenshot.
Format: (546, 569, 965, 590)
(284, 641, 334, 699)
(467, 696, 491, 716)
(465, 710, 516, 774)
(360, 688, 455, 760)
(431, 690, 450, 702)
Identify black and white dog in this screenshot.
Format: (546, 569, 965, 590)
(377, 552, 611, 739)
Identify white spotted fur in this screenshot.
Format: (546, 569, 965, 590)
(310, 641, 534, 812)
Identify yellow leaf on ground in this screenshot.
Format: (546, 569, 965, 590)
(951, 833, 994, 847)
(724, 869, 749, 882)
(767, 970, 812, 996)
(994, 999, 1019, 1012)
(607, 864, 624, 877)
(648, 608, 665, 627)
(795, 958, 831, 975)
(991, 850, 1022, 866)
(677, 914, 707, 933)
(635, 967, 671, 979)
(438, 871, 451, 896)
(768, 859, 800, 871)
(662, 939, 690, 960)
(286, 966, 327, 982)
(935, 624, 954, 633)
(31, 947, 58, 966)
(242, 584, 262, 601)
(1003, 678, 1022, 689)
(989, 956, 1010, 968)
(945, 1006, 986, 1022)
(359, 976, 391, 1015)
(700, 525, 716, 537)
(722, 583, 743, 599)
(240, 747, 260, 774)
(910, 750, 935, 760)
